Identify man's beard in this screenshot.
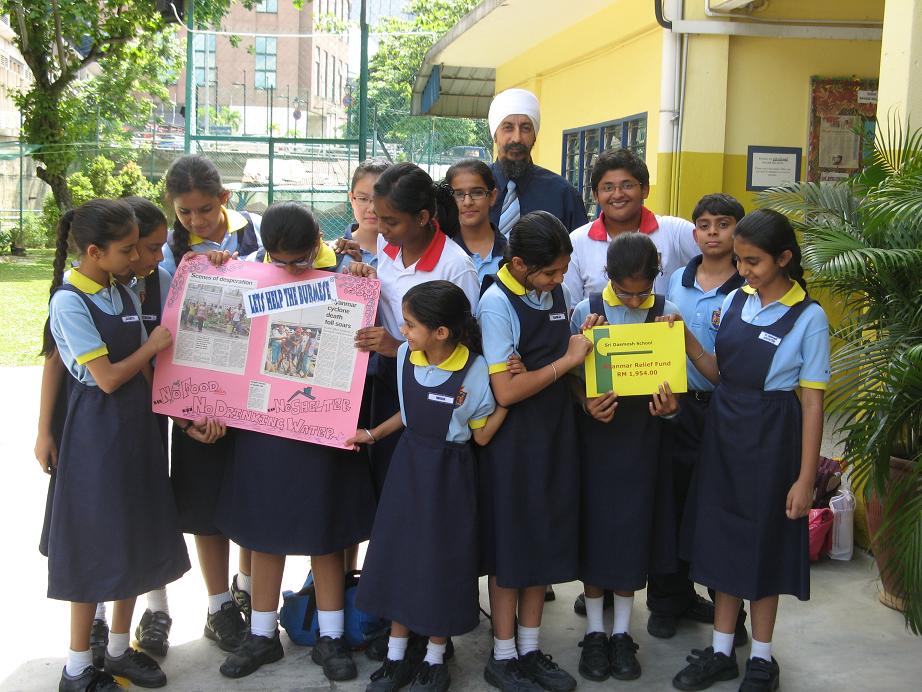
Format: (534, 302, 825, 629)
(499, 143, 533, 180)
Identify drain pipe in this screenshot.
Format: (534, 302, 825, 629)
(658, 0, 680, 215)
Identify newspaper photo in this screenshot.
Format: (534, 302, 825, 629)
(174, 273, 257, 375)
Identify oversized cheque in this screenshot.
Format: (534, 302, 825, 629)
(152, 255, 380, 449)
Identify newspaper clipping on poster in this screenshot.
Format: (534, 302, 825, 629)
(153, 255, 380, 449)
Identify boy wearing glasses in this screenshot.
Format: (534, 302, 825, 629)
(564, 148, 699, 304)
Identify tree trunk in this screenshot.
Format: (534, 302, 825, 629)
(36, 166, 72, 212)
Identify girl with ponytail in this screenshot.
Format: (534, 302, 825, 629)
(348, 280, 507, 692)
(45, 199, 190, 691)
(669, 208, 829, 692)
(346, 161, 479, 497)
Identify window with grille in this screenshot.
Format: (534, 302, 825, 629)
(562, 113, 647, 218)
(193, 34, 216, 87)
(255, 37, 277, 90)
(256, 0, 278, 12)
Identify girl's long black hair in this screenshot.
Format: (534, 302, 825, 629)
(403, 280, 482, 355)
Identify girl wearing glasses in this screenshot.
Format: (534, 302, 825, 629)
(336, 159, 391, 272)
(569, 232, 680, 684)
(209, 201, 376, 684)
(444, 159, 508, 283)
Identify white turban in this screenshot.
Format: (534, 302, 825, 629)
(488, 88, 541, 138)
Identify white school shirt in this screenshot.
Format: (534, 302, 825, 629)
(375, 228, 480, 340)
(564, 207, 699, 303)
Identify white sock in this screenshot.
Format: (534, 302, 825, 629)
(236, 572, 252, 595)
(317, 609, 345, 639)
(611, 594, 633, 635)
(65, 649, 93, 677)
(584, 595, 605, 635)
(387, 636, 408, 662)
(493, 636, 517, 661)
(94, 603, 107, 622)
(107, 631, 130, 659)
(250, 609, 278, 639)
(424, 640, 447, 666)
(146, 587, 169, 614)
(712, 629, 735, 657)
(208, 591, 233, 615)
(517, 625, 540, 656)
(750, 638, 772, 661)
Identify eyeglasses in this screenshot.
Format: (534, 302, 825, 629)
(598, 181, 640, 194)
(612, 281, 655, 300)
(352, 194, 373, 204)
(452, 189, 489, 202)
(270, 254, 313, 268)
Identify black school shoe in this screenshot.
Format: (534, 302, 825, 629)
(90, 619, 108, 669)
(519, 650, 577, 692)
(544, 585, 556, 602)
(204, 601, 248, 652)
(672, 646, 739, 691)
(408, 662, 451, 692)
(608, 633, 641, 681)
(367, 657, 418, 692)
(484, 654, 543, 692)
(104, 648, 167, 688)
(219, 631, 284, 678)
(135, 609, 172, 657)
(577, 632, 610, 681)
(572, 590, 614, 616)
(231, 574, 252, 624)
(59, 665, 122, 692)
(739, 657, 780, 692)
(311, 635, 358, 681)
(366, 630, 390, 661)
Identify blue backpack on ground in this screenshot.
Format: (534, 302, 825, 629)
(280, 570, 388, 648)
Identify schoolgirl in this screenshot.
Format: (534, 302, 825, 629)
(347, 281, 507, 692)
(161, 155, 254, 651)
(569, 232, 680, 683)
(212, 201, 376, 683)
(671, 209, 829, 692)
(46, 199, 189, 691)
(647, 193, 748, 643)
(348, 162, 479, 497)
(476, 210, 591, 692)
(335, 158, 391, 271)
(443, 158, 507, 283)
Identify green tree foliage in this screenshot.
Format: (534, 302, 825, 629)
(0, 0, 259, 212)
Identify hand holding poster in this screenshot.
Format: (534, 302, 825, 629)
(153, 255, 380, 449)
(583, 321, 688, 397)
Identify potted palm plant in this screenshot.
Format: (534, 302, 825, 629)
(757, 119, 922, 634)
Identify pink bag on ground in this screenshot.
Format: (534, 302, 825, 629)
(808, 508, 834, 561)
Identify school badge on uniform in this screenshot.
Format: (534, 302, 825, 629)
(455, 386, 468, 407)
(711, 308, 722, 328)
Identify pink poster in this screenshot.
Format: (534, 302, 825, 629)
(152, 255, 380, 449)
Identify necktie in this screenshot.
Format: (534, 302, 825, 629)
(498, 179, 520, 238)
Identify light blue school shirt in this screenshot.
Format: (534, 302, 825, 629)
(50, 271, 147, 387)
(129, 266, 172, 317)
(666, 258, 744, 392)
(395, 342, 496, 443)
(719, 284, 830, 391)
(477, 264, 572, 374)
(159, 208, 263, 277)
(336, 223, 378, 272)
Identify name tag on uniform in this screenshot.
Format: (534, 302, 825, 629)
(122, 315, 140, 323)
(141, 314, 158, 322)
(549, 313, 566, 321)
(758, 331, 781, 346)
(428, 393, 454, 404)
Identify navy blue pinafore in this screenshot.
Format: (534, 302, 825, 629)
(369, 354, 404, 498)
(478, 278, 579, 588)
(686, 290, 813, 601)
(577, 294, 676, 591)
(38, 373, 70, 557)
(139, 270, 169, 450)
(356, 354, 481, 637)
(47, 284, 190, 602)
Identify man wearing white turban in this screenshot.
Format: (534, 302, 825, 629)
(488, 88, 588, 238)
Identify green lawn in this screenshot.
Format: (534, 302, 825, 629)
(0, 249, 55, 366)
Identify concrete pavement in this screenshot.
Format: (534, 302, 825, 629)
(2, 365, 918, 691)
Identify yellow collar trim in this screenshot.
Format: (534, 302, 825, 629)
(603, 282, 655, 309)
(497, 264, 526, 296)
(68, 270, 112, 295)
(264, 242, 337, 269)
(741, 281, 805, 306)
(188, 208, 248, 246)
(409, 343, 470, 371)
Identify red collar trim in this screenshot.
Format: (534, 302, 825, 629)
(382, 221, 448, 272)
(587, 207, 660, 241)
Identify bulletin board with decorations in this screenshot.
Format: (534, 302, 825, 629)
(807, 77, 879, 183)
